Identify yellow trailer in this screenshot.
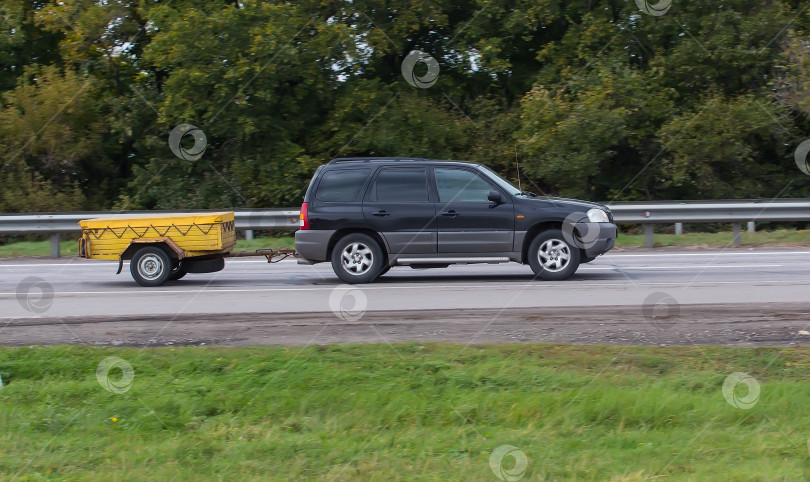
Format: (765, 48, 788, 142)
(79, 212, 245, 286)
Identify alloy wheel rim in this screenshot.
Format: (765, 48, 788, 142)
(538, 239, 570, 272)
(341, 242, 373, 275)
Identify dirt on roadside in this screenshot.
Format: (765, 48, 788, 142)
(3, 303, 810, 347)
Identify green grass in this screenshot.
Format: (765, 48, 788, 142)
(233, 235, 295, 251)
(1, 229, 807, 258)
(0, 238, 82, 258)
(617, 228, 810, 247)
(2, 343, 810, 480)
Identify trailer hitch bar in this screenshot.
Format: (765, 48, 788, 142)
(227, 247, 297, 263)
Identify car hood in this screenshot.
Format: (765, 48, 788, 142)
(517, 196, 610, 213)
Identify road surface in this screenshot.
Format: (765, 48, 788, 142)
(1, 247, 808, 346)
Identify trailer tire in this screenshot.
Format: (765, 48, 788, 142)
(130, 246, 172, 287)
(184, 257, 225, 274)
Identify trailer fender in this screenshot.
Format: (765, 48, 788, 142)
(118, 238, 186, 274)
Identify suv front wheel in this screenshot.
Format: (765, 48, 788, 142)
(528, 229, 581, 281)
(331, 233, 385, 284)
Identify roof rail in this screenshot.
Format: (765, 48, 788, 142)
(328, 157, 433, 164)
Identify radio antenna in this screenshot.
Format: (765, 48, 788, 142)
(514, 145, 522, 192)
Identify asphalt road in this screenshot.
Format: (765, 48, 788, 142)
(1, 247, 809, 346)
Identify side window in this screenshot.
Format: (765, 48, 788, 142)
(435, 168, 494, 202)
(374, 168, 429, 202)
(315, 169, 371, 202)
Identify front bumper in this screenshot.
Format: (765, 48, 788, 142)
(575, 222, 618, 258)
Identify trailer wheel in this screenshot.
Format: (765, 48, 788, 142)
(130, 246, 172, 287)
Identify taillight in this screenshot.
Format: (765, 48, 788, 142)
(299, 202, 309, 230)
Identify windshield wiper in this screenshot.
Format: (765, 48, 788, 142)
(515, 191, 538, 197)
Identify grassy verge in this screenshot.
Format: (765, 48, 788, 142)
(617, 228, 810, 247)
(0, 230, 807, 258)
(0, 238, 81, 258)
(233, 235, 295, 251)
(1, 343, 809, 479)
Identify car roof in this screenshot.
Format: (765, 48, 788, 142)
(328, 157, 480, 167)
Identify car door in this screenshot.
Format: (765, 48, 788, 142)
(362, 167, 437, 255)
(432, 167, 514, 253)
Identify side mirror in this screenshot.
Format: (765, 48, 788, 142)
(488, 190, 503, 204)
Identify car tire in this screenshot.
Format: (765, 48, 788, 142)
(130, 246, 172, 287)
(331, 233, 384, 284)
(528, 229, 581, 281)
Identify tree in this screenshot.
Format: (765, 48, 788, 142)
(660, 93, 795, 198)
(0, 65, 106, 209)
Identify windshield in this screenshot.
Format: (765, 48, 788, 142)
(478, 165, 524, 195)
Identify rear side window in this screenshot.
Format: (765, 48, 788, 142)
(315, 169, 371, 202)
(374, 168, 429, 202)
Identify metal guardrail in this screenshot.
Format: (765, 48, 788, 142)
(606, 199, 810, 223)
(606, 199, 810, 247)
(1, 200, 808, 256)
(0, 209, 301, 234)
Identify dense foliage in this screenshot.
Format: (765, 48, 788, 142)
(1, 0, 810, 212)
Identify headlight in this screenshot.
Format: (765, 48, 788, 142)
(586, 208, 609, 223)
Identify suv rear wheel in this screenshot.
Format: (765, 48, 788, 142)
(331, 233, 384, 284)
(528, 229, 581, 281)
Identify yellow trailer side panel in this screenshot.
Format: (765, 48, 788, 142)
(79, 212, 236, 260)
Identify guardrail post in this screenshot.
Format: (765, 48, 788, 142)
(644, 224, 654, 248)
(675, 223, 683, 235)
(245, 230, 254, 240)
(747, 221, 755, 233)
(49, 233, 61, 258)
(732, 223, 742, 245)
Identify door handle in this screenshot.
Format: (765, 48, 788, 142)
(440, 210, 458, 218)
(371, 210, 389, 216)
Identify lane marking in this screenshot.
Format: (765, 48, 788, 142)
(0, 262, 787, 273)
(1, 278, 807, 298)
(2, 251, 809, 268)
(604, 251, 810, 257)
(582, 264, 782, 270)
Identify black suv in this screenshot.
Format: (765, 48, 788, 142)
(295, 157, 617, 283)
